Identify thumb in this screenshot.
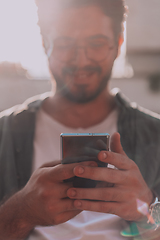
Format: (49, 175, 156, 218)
(40, 160, 61, 168)
(110, 132, 126, 156)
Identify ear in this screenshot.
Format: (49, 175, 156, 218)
(42, 38, 48, 55)
(42, 36, 53, 58)
(116, 34, 124, 58)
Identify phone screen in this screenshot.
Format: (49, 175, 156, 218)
(61, 133, 109, 188)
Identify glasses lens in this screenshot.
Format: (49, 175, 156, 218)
(53, 38, 76, 62)
(52, 37, 114, 62)
(86, 38, 113, 62)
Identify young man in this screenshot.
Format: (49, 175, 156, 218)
(0, 0, 160, 239)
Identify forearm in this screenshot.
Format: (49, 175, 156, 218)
(0, 190, 34, 240)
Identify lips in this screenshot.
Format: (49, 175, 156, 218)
(63, 66, 102, 84)
(72, 71, 96, 84)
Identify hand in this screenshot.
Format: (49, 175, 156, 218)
(67, 132, 154, 222)
(0, 160, 98, 240)
(20, 161, 83, 227)
(0, 161, 83, 240)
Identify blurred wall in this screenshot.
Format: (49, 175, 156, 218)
(0, 76, 51, 111)
(126, 0, 160, 77)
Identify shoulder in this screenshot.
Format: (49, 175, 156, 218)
(0, 92, 51, 121)
(113, 88, 160, 125)
(134, 105, 160, 126)
(0, 92, 52, 133)
(113, 89, 160, 145)
(131, 106, 160, 143)
(124, 96, 160, 131)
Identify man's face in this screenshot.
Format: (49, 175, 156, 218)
(47, 5, 119, 103)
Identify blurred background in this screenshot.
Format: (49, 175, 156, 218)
(0, 0, 160, 113)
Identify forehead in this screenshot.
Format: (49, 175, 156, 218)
(49, 5, 114, 40)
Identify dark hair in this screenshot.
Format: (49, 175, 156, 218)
(65, 0, 127, 40)
(36, 0, 127, 41)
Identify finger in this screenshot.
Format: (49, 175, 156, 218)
(55, 198, 78, 213)
(46, 163, 76, 182)
(73, 200, 142, 221)
(73, 165, 127, 184)
(82, 147, 99, 156)
(48, 161, 98, 182)
(96, 181, 114, 188)
(40, 160, 61, 168)
(62, 155, 98, 164)
(98, 150, 133, 170)
(110, 132, 126, 156)
(74, 199, 121, 215)
(67, 187, 127, 202)
(51, 182, 73, 199)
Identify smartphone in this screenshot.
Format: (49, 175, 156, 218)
(61, 133, 110, 188)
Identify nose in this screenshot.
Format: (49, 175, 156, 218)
(72, 46, 91, 68)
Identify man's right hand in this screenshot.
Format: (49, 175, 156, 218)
(0, 161, 92, 240)
(21, 161, 82, 226)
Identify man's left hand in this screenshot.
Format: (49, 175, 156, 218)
(67, 132, 154, 221)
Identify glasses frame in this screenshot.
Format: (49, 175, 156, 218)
(46, 36, 116, 63)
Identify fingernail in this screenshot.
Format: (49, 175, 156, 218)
(75, 200, 82, 207)
(77, 167, 84, 174)
(102, 152, 107, 159)
(70, 189, 77, 197)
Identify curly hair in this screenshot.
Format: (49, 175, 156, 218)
(36, 0, 127, 41)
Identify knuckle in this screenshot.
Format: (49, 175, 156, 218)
(121, 172, 129, 183)
(32, 168, 50, 187)
(120, 155, 130, 169)
(59, 167, 71, 180)
(121, 170, 134, 184)
(112, 171, 122, 183)
(65, 200, 74, 211)
(39, 184, 54, 200)
(45, 200, 60, 216)
(119, 159, 126, 169)
(128, 172, 140, 187)
(40, 189, 50, 200)
(44, 201, 54, 213)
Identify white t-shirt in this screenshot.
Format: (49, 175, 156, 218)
(28, 108, 130, 240)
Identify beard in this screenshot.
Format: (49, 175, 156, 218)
(51, 65, 112, 104)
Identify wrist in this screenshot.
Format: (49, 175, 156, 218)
(149, 193, 160, 227)
(136, 190, 160, 230)
(0, 190, 34, 240)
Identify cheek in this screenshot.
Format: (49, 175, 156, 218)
(101, 50, 118, 75)
(48, 57, 64, 76)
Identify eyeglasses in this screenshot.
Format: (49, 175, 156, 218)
(47, 36, 115, 63)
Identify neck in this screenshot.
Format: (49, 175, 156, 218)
(42, 87, 116, 129)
